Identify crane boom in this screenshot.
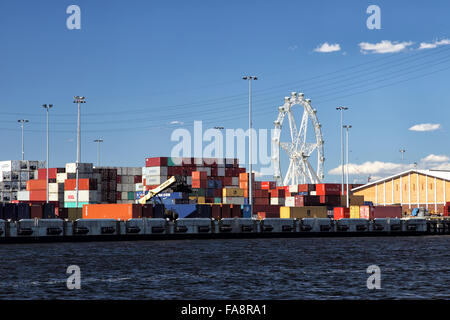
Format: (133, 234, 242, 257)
(138, 176, 177, 204)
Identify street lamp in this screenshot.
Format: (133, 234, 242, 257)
(343, 124, 352, 208)
(336, 106, 348, 196)
(42, 104, 53, 203)
(243, 75, 257, 216)
(94, 139, 103, 167)
(17, 119, 29, 161)
(73, 96, 86, 208)
(400, 149, 406, 161)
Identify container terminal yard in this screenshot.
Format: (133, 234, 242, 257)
(0, 157, 449, 244)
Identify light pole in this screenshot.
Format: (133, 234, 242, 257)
(73, 96, 86, 208)
(243, 75, 257, 216)
(336, 106, 348, 196)
(343, 124, 352, 208)
(400, 149, 406, 161)
(94, 139, 103, 167)
(42, 105, 53, 203)
(17, 119, 29, 161)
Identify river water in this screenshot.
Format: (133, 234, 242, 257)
(0, 236, 449, 299)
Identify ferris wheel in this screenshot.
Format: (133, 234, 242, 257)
(272, 92, 325, 186)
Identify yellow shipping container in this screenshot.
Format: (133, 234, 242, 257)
(350, 205, 360, 218)
(222, 187, 244, 197)
(280, 206, 328, 219)
(197, 196, 206, 204)
(189, 196, 197, 201)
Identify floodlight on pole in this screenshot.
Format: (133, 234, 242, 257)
(336, 106, 348, 196)
(243, 75, 258, 215)
(343, 124, 352, 208)
(17, 119, 29, 161)
(73, 96, 86, 208)
(42, 104, 53, 204)
(400, 149, 406, 161)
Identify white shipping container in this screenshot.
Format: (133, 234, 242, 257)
(144, 175, 168, 186)
(186, 176, 192, 185)
(270, 198, 285, 206)
(56, 173, 67, 183)
(222, 197, 245, 205)
(117, 184, 122, 192)
(65, 163, 93, 174)
(231, 177, 239, 186)
(131, 167, 142, 175)
(142, 166, 168, 176)
(49, 183, 64, 193)
(49, 192, 64, 202)
(120, 175, 133, 185)
(0, 171, 11, 182)
(310, 191, 317, 196)
(121, 192, 128, 200)
(0, 160, 21, 172)
(64, 190, 99, 202)
(17, 191, 30, 201)
(135, 183, 143, 191)
(285, 196, 295, 207)
(288, 185, 299, 193)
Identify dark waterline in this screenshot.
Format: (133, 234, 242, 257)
(0, 236, 449, 299)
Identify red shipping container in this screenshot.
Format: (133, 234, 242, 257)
(116, 192, 122, 200)
(257, 212, 266, 219)
(265, 211, 280, 218)
(230, 204, 241, 218)
(192, 179, 207, 189)
(142, 204, 154, 218)
(333, 207, 350, 220)
(254, 189, 269, 198)
(211, 205, 221, 220)
(64, 179, 98, 191)
(145, 157, 168, 167)
(30, 190, 47, 201)
(221, 204, 232, 218)
(27, 179, 47, 191)
(270, 189, 285, 198)
(319, 195, 341, 206)
(30, 204, 43, 219)
(316, 183, 341, 196)
(359, 205, 370, 219)
(192, 171, 207, 180)
(222, 177, 232, 186)
(38, 168, 58, 180)
(134, 175, 142, 183)
(261, 181, 276, 190)
(295, 195, 320, 207)
(370, 206, 402, 219)
(254, 198, 269, 205)
(298, 184, 316, 192)
(117, 175, 122, 183)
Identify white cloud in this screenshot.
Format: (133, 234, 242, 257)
(169, 120, 184, 125)
(408, 123, 441, 132)
(314, 42, 341, 53)
(418, 39, 450, 50)
(359, 40, 413, 54)
(329, 154, 450, 182)
(328, 161, 413, 176)
(421, 154, 449, 163)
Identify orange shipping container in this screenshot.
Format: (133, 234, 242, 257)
(65, 179, 97, 191)
(30, 190, 47, 201)
(27, 179, 47, 191)
(192, 171, 207, 180)
(83, 204, 142, 220)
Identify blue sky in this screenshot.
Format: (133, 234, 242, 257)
(1, 0, 450, 183)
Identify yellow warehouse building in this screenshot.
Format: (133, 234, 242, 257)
(351, 169, 450, 215)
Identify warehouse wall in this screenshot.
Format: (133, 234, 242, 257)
(353, 172, 450, 213)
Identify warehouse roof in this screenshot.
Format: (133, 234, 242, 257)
(351, 169, 450, 192)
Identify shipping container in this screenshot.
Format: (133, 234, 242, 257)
(316, 183, 341, 196)
(145, 157, 168, 167)
(83, 203, 142, 220)
(333, 207, 350, 220)
(280, 206, 328, 219)
(350, 205, 360, 218)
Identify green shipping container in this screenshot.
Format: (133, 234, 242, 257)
(67, 208, 82, 221)
(214, 197, 222, 204)
(64, 201, 89, 208)
(128, 192, 135, 200)
(190, 188, 206, 197)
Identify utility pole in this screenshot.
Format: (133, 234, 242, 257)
(94, 139, 103, 167)
(336, 107, 348, 196)
(343, 124, 352, 208)
(17, 119, 29, 161)
(73, 96, 86, 208)
(42, 105, 53, 203)
(243, 76, 257, 217)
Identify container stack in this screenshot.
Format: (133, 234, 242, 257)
(116, 167, 142, 204)
(0, 160, 43, 202)
(94, 167, 118, 204)
(63, 163, 98, 208)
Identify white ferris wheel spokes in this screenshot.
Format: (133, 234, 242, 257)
(272, 92, 325, 186)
